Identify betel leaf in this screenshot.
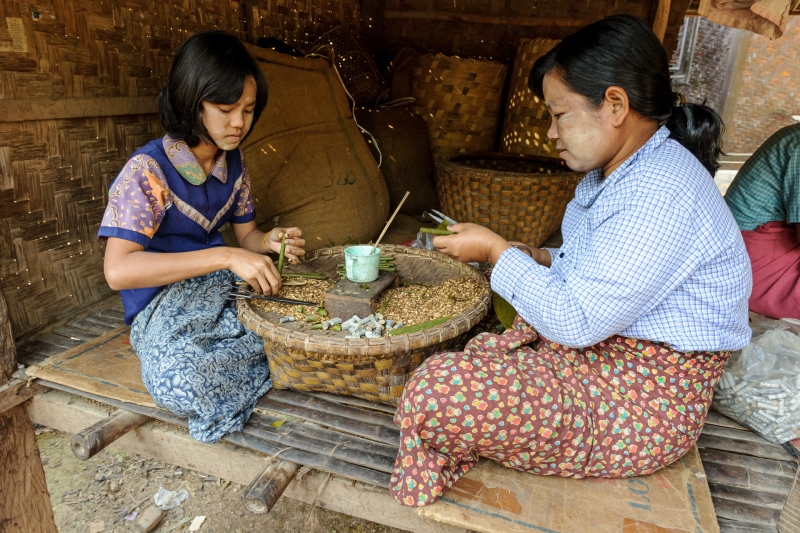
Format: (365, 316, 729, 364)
(493, 291, 517, 329)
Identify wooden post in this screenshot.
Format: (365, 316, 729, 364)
(242, 459, 301, 514)
(360, 0, 386, 55)
(70, 409, 150, 461)
(0, 288, 58, 533)
(244, 0, 260, 44)
(653, 0, 672, 42)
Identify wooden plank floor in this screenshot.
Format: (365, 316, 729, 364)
(15, 297, 800, 532)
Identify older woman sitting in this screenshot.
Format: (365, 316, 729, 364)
(390, 15, 752, 508)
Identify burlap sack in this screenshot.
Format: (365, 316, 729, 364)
(355, 105, 439, 216)
(241, 45, 389, 250)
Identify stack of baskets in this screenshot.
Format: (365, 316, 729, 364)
(239, 244, 491, 406)
(435, 153, 582, 247)
(410, 54, 508, 156)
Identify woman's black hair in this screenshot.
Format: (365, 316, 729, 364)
(528, 15, 723, 175)
(159, 30, 268, 147)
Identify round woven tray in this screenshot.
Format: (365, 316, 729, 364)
(435, 152, 583, 247)
(238, 244, 491, 406)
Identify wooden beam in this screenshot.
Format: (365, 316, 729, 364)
(242, 459, 301, 514)
(0, 378, 44, 414)
(0, 96, 159, 123)
(0, 287, 57, 532)
(70, 409, 150, 460)
(0, 289, 14, 383)
(0, 406, 58, 533)
(653, 0, 672, 41)
(383, 10, 593, 29)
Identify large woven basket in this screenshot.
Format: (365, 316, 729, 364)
(238, 244, 491, 406)
(435, 152, 583, 247)
(501, 38, 560, 157)
(410, 54, 508, 156)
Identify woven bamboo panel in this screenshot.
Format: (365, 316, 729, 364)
(0, 115, 161, 337)
(248, 0, 361, 49)
(238, 244, 492, 406)
(500, 38, 560, 157)
(0, 0, 247, 340)
(435, 153, 583, 248)
(411, 54, 508, 156)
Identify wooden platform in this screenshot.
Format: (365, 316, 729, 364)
(14, 298, 800, 533)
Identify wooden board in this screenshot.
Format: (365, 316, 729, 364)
(417, 448, 719, 533)
(26, 326, 155, 408)
(324, 271, 399, 320)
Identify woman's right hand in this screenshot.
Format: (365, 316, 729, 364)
(226, 248, 282, 295)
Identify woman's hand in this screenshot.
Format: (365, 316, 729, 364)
(226, 248, 282, 295)
(265, 227, 306, 265)
(432, 223, 511, 264)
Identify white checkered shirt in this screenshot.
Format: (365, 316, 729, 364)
(492, 126, 752, 352)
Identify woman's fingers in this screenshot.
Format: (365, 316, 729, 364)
(446, 223, 468, 233)
(283, 227, 303, 238)
(262, 260, 282, 295)
(253, 272, 270, 295)
(431, 235, 452, 253)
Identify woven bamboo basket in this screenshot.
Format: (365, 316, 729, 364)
(435, 152, 583, 247)
(238, 244, 491, 406)
(501, 38, 560, 157)
(410, 54, 508, 156)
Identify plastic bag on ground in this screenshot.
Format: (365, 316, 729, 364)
(714, 316, 800, 444)
(154, 486, 189, 510)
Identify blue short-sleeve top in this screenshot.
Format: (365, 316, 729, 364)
(98, 136, 256, 324)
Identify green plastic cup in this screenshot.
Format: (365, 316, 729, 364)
(344, 245, 380, 283)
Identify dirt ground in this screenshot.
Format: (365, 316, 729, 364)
(37, 427, 407, 533)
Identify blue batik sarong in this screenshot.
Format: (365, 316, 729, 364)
(130, 269, 271, 443)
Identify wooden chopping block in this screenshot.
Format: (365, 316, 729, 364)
(324, 272, 399, 320)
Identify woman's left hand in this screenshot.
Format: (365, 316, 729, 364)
(432, 223, 511, 264)
(266, 227, 306, 265)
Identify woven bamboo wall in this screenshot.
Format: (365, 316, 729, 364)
(245, 0, 362, 49)
(384, 0, 690, 62)
(0, 0, 248, 341)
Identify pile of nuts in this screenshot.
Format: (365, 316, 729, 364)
(250, 277, 486, 333)
(376, 278, 484, 327)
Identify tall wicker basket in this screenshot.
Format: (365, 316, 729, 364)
(435, 153, 583, 247)
(238, 245, 491, 406)
(410, 54, 508, 156)
(501, 38, 560, 157)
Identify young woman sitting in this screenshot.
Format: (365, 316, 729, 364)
(98, 31, 305, 443)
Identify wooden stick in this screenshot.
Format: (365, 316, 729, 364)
(70, 409, 150, 461)
(370, 191, 410, 255)
(242, 459, 301, 514)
